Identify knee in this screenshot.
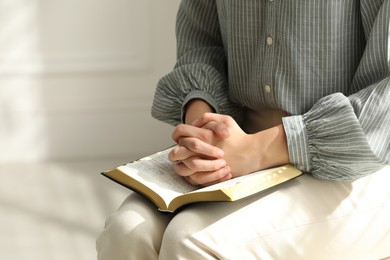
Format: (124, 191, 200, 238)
(162, 218, 192, 246)
(160, 211, 212, 259)
(102, 210, 147, 242)
(97, 205, 170, 260)
(96, 210, 149, 260)
(160, 219, 192, 257)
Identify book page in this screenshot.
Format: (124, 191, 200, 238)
(119, 149, 199, 204)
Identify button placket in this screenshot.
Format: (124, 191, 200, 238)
(262, 0, 277, 101)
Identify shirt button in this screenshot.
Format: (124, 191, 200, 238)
(264, 85, 272, 93)
(266, 36, 273, 46)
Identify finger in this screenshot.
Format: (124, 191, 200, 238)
(183, 156, 226, 172)
(186, 166, 232, 186)
(168, 145, 194, 162)
(178, 137, 224, 158)
(202, 121, 230, 138)
(192, 113, 232, 128)
(186, 175, 232, 187)
(174, 157, 226, 177)
(173, 161, 196, 177)
(172, 124, 213, 144)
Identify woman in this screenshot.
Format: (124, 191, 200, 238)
(97, 1, 390, 259)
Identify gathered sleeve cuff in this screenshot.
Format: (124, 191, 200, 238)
(283, 92, 384, 181)
(281, 115, 311, 172)
(151, 62, 241, 126)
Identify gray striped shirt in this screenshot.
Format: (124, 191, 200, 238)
(151, 0, 390, 180)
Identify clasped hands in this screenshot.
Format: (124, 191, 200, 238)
(168, 113, 289, 186)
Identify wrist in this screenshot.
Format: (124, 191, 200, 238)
(253, 124, 290, 170)
(184, 99, 214, 124)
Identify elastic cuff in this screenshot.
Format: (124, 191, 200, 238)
(282, 115, 311, 172)
(181, 90, 220, 123)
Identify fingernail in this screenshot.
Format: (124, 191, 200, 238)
(191, 118, 200, 126)
(219, 160, 226, 167)
(220, 129, 229, 137)
(216, 149, 224, 157)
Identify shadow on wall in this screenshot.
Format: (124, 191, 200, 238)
(0, 0, 177, 163)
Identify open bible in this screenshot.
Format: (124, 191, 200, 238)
(102, 147, 302, 213)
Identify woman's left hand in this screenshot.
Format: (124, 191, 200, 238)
(170, 113, 290, 186)
(191, 113, 263, 178)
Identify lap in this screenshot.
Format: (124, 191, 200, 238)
(98, 166, 390, 260)
(162, 166, 390, 259)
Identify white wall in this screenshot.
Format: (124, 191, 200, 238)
(0, 0, 180, 162)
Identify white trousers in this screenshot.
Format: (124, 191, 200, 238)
(96, 167, 390, 260)
(96, 110, 390, 259)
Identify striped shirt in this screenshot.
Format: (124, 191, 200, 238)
(151, 0, 390, 181)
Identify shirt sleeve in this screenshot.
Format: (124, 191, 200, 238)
(151, 0, 241, 126)
(283, 2, 390, 181)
